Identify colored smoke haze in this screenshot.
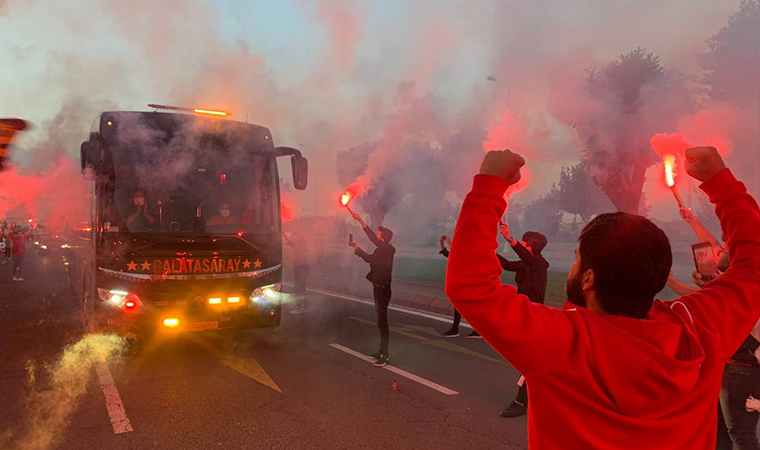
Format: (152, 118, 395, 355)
(1, 334, 127, 450)
(0, 0, 757, 235)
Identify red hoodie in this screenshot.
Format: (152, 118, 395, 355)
(445, 169, 760, 449)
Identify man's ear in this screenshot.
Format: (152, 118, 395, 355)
(582, 269, 595, 292)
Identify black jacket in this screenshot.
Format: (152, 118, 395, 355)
(441, 247, 514, 272)
(497, 242, 549, 304)
(355, 226, 396, 286)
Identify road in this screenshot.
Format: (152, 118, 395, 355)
(0, 250, 529, 450)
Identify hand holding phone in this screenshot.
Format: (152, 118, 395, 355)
(692, 242, 718, 281)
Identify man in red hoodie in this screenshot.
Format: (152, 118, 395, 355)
(445, 147, 760, 449)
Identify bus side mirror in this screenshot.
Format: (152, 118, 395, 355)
(291, 156, 308, 190)
(80, 141, 94, 176)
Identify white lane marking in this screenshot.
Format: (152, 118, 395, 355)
(329, 343, 459, 396)
(95, 362, 133, 434)
(301, 286, 473, 329)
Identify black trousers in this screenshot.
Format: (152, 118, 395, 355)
(373, 285, 392, 355)
(451, 309, 461, 329)
(716, 364, 760, 450)
(294, 264, 309, 294)
(515, 381, 528, 406)
(12, 255, 23, 276)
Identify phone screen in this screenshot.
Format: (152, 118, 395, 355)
(692, 242, 718, 278)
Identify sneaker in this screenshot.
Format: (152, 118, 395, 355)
(374, 354, 390, 367)
(368, 352, 382, 360)
(466, 330, 482, 339)
(442, 328, 460, 338)
(499, 401, 527, 418)
(289, 307, 302, 315)
(13, 276, 24, 282)
(300, 306, 309, 313)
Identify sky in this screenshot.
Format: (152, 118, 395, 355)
(0, 0, 752, 225)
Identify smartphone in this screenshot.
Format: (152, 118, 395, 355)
(692, 242, 718, 280)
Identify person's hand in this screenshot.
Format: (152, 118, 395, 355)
(439, 235, 447, 249)
(479, 149, 525, 186)
(351, 212, 360, 222)
(499, 221, 512, 241)
(679, 207, 694, 223)
(445, 236, 452, 246)
(692, 270, 708, 287)
(349, 241, 358, 250)
(685, 146, 726, 183)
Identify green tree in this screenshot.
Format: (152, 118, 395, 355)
(556, 160, 612, 222)
(700, 0, 760, 106)
(575, 48, 692, 214)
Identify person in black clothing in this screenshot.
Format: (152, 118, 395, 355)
(284, 231, 310, 314)
(439, 234, 481, 338)
(348, 212, 396, 367)
(498, 221, 549, 418)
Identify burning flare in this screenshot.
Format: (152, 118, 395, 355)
(341, 192, 352, 206)
(662, 154, 685, 209)
(663, 154, 676, 187)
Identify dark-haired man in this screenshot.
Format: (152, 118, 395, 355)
(446, 147, 760, 448)
(349, 212, 396, 367)
(497, 222, 549, 418)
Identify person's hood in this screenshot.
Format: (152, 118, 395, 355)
(565, 300, 705, 417)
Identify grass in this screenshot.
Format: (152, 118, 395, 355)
(318, 252, 680, 305)
(393, 256, 570, 304)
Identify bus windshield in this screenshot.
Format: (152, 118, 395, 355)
(101, 114, 279, 235)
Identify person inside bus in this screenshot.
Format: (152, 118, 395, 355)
(207, 202, 240, 226)
(126, 190, 155, 232)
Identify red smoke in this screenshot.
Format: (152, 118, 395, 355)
(650, 133, 693, 159)
(506, 166, 532, 198)
(281, 192, 296, 222)
(316, 0, 364, 70)
(0, 158, 88, 231)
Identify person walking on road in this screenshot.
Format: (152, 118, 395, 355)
(10, 226, 28, 281)
(440, 234, 480, 338)
(497, 223, 549, 418)
(285, 230, 311, 315)
(348, 211, 396, 367)
(446, 146, 760, 449)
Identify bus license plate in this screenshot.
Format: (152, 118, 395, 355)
(187, 321, 219, 331)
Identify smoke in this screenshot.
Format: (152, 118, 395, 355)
(1, 0, 757, 241)
(316, 0, 364, 71)
(2, 334, 127, 450)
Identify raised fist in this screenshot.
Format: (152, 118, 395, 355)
(479, 149, 525, 186)
(685, 146, 726, 183)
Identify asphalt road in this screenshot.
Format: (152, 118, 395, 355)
(0, 250, 529, 450)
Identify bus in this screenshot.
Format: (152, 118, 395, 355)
(69, 105, 307, 336)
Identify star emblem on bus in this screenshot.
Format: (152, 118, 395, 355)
(254, 259, 263, 269)
(126, 260, 137, 271)
(141, 261, 151, 271)
(242, 259, 251, 269)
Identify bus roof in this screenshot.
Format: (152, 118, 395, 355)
(94, 111, 275, 153)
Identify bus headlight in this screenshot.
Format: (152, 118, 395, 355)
(97, 288, 142, 310)
(250, 282, 281, 303)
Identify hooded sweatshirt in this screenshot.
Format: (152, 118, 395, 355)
(445, 169, 760, 449)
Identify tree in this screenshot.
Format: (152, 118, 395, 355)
(521, 185, 563, 238)
(574, 48, 692, 214)
(700, 0, 760, 107)
(556, 160, 612, 222)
